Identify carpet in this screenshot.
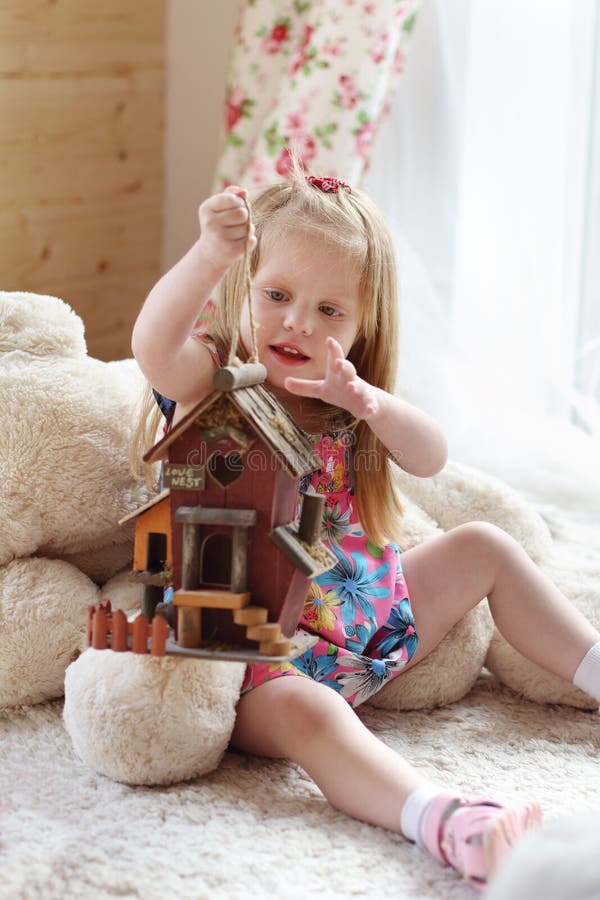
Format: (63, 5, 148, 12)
(2, 516, 599, 900)
(2, 672, 599, 900)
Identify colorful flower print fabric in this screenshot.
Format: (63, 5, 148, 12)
(241, 429, 418, 707)
(217, 0, 421, 188)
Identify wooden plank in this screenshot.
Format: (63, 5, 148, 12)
(150, 615, 169, 656)
(132, 614, 149, 653)
(0, 1, 163, 76)
(127, 570, 168, 587)
(232, 605, 268, 626)
(91, 605, 108, 649)
(0, 206, 161, 360)
(230, 386, 320, 477)
(230, 526, 248, 592)
(0, 0, 164, 361)
(259, 638, 292, 656)
(162, 637, 306, 665)
(175, 507, 257, 527)
(278, 569, 312, 639)
(86, 605, 94, 646)
(111, 609, 129, 652)
(177, 607, 201, 649)
(164, 464, 205, 492)
(0, 81, 162, 206)
(173, 589, 251, 611)
(246, 623, 282, 642)
(298, 494, 325, 545)
(0, 206, 160, 288)
(181, 524, 198, 591)
(270, 525, 334, 578)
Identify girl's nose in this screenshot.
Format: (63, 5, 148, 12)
(283, 307, 312, 336)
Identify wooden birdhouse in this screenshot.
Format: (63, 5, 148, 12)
(111, 363, 336, 663)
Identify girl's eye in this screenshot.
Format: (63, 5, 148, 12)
(320, 304, 341, 318)
(266, 289, 287, 302)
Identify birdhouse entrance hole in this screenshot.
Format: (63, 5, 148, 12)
(201, 533, 232, 586)
(146, 532, 167, 572)
(207, 451, 244, 487)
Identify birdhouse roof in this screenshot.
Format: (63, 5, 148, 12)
(144, 383, 322, 478)
(118, 488, 170, 526)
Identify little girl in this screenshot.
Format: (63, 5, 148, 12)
(132, 171, 600, 892)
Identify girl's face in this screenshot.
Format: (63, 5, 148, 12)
(240, 229, 362, 391)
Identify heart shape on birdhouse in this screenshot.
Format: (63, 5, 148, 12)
(207, 451, 243, 487)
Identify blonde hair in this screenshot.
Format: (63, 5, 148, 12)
(132, 167, 403, 545)
(130, 385, 164, 487)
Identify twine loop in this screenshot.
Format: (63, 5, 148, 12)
(228, 197, 259, 366)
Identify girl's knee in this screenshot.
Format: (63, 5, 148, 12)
(233, 675, 347, 758)
(450, 521, 519, 550)
(273, 676, 347, 739)
(451, 521, 519, 564)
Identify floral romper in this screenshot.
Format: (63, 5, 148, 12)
(240, 427, 419, 708)
(155, 320, 419, 709)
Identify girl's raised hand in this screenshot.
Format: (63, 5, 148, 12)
(284, 337, 379, 420)
(197, 185, 256, 269)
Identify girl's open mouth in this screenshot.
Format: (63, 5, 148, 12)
(269, 343, 310, 365)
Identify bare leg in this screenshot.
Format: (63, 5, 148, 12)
(401, 522, 600, 682)
(231, 674, 426, 832)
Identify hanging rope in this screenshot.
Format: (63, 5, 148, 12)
(228, 196, 259, 366)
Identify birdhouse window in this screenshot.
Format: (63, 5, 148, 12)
(207, 451, 244, 487)
(200, 533, 232, 586)
(146, 531, 167, 572)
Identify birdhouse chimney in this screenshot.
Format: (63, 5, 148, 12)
(298, 493, 325, 546)
(213, 362, 267, 391)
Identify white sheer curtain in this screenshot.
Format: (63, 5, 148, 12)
(365, 0, 600, 526)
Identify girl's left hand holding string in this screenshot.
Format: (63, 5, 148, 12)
(284, 337, 379, 420)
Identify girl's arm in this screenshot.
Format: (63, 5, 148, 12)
(360, 388, 448, 477)
(284, 337, 447, 478)
(131, 185, 255, 407)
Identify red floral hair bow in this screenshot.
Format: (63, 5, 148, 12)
(306, 175, 352, 194)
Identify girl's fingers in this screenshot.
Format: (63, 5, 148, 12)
(222, 224, 250, 242)
(212, 207, 249, 227)
(283, 376, 323, 398)
(224, 184, 248, 198)
(209, 194, 247, 214)
(326, 336, 344, 358)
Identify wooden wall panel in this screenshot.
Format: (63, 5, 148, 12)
(0, 0, 164, 360)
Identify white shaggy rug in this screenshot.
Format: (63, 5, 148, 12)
(2, 519, 599, 900)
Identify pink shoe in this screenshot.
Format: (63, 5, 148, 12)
(422, 793, 542, 892)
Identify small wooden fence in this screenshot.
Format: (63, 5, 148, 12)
(87, 599, 169, 656)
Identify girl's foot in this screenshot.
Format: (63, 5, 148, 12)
(421, 793, 542, 892)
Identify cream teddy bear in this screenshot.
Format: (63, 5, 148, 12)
(1, 292, 595, 788)
(0, 291, 147, 706)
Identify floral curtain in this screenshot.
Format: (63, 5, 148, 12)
(214, 0, 421, 189)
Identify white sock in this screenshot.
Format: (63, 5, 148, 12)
(573, 641, 600, 704)
(400, 785, 443, 848)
